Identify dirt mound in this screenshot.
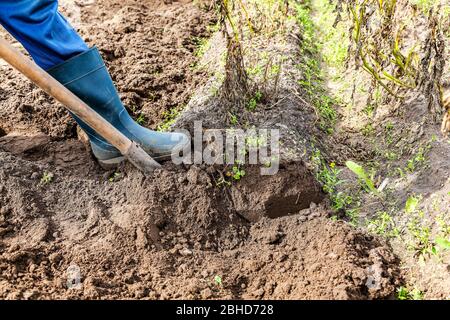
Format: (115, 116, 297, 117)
(0, 145, 400, 299)
(0, 131, 400, 299)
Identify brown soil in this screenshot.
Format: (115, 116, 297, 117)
(0, 0, 402, 299)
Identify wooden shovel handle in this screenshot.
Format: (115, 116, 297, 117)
(0, 37, 132, 154)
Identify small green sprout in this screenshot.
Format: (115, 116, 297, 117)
(247, 91, 263, 111)
(229, 113, 238, 125)
(40, 171, 53, 185)
(214, 275, 222, 286)
(397, 287, 423, 300)
(230, 166, 246, 181)
(136, 114, 146, 125)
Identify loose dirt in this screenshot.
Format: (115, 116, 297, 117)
(0, 0, 402, 299)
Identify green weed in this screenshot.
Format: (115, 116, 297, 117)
(216, 177, 231, 188)
(436, 214, 450, 238)
(405, 195, 420, 214)
(108, 172, 121, 182)
(294, 3, 337, 133)
(311, 149, 354, 213)
(361, 123, 375, 136)
(157, 107, 181, 132)
(229, 165, 246, 181)
(345, 160, 378, 194)
(435, 237, 450, 251)
(367, 211, 400, 238)
(192, 36, 211, 58)
(136, 113, 146, 125)
(247, 91, 263, 111)
(40, 171, 53, 185)
(229, 113, 238, 125)
(397, 286, 424, 300)
(403, 195, 439, 258)
(214, 275, 223, 286)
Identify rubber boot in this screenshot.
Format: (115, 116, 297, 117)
(47, 47, 190, 168)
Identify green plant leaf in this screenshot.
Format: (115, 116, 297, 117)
(345, 160, 377, 193)
(405, 196, 419, 214)
(435, 237, 450, 250)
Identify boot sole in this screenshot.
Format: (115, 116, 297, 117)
(97, 140, 191, 170)
(97, 153, 173, 170)
(98, 156, 126, 170)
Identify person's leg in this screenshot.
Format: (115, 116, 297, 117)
(0, 0, 189, 167)
(0, 0, 88, 70)
(46, 47, 190, 166)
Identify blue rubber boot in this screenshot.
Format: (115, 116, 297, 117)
(47, 47, 190, 168)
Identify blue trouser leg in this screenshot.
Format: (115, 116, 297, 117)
(0, 0, 88, 70)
